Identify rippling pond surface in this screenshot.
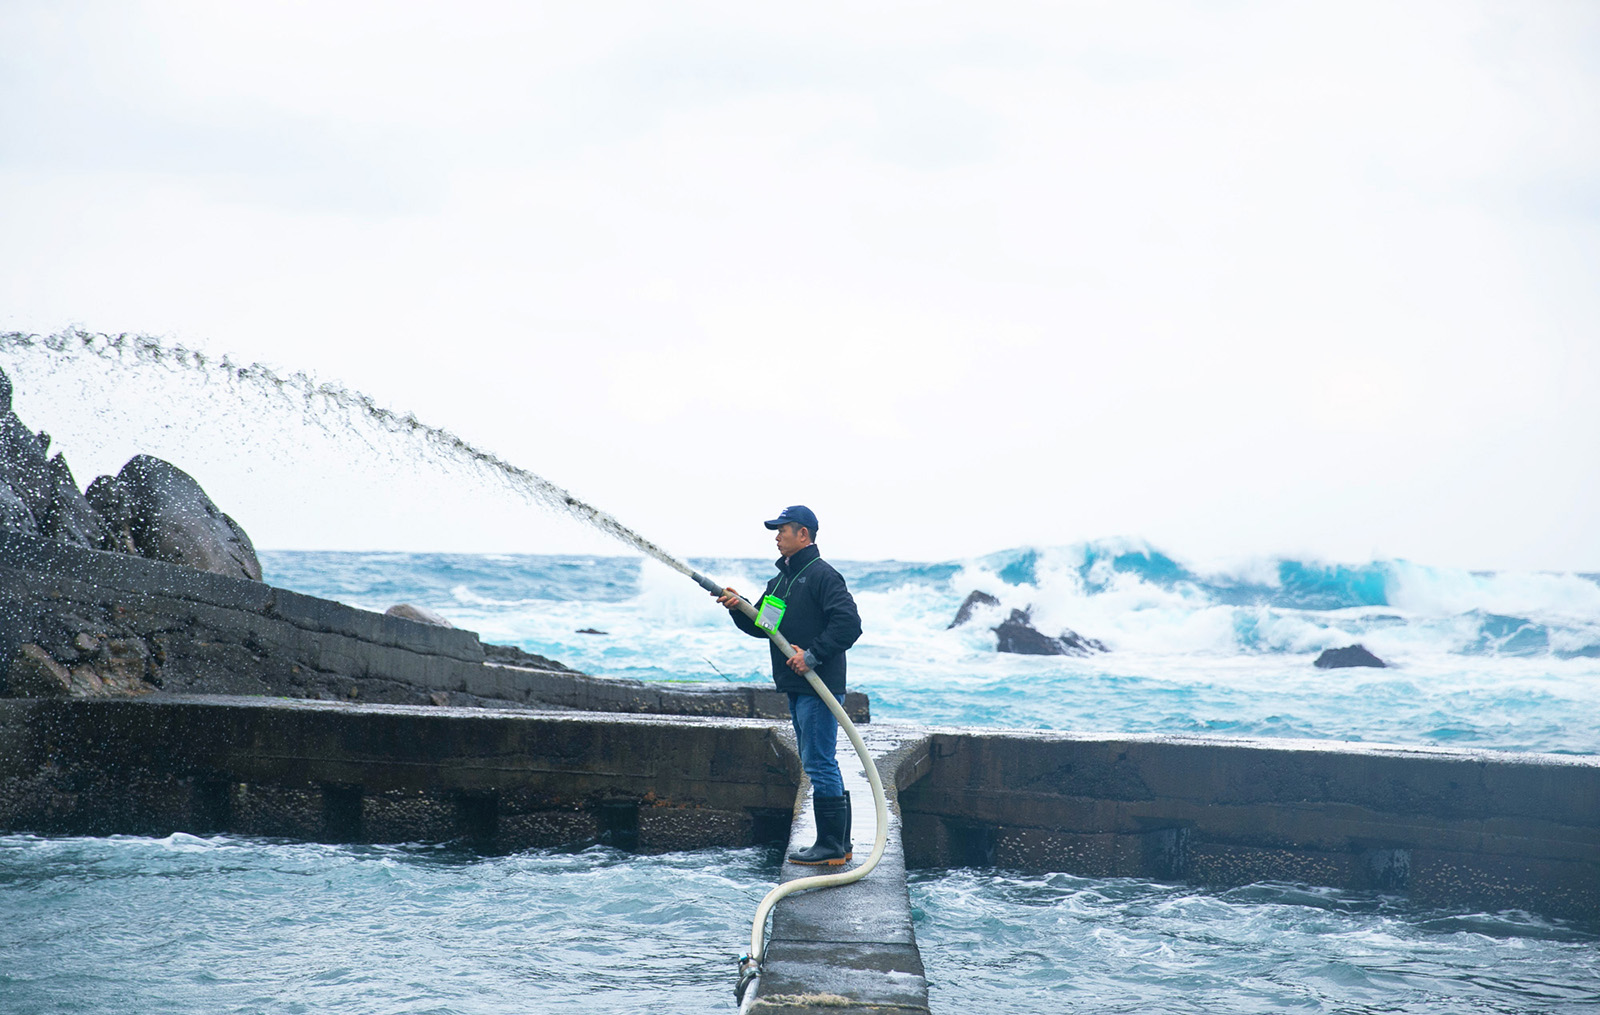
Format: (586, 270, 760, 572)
(0, 834, 770, 1014)
(5, 834, 1598, 1013)
(910, 868, 1600, 1014)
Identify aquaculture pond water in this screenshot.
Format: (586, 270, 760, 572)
(909, 869, 1600, 1014)
(0, 834, 774, 1015)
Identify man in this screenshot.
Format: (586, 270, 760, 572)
(714, 505, 862, 865)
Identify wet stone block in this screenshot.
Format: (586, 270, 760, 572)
(229, 783, 324, 840)
(492, 810, 598, 852)
(994, 826, 1128, 877)
(596, 800, 639, 850)
(191, 778, 232, 833)
(1143, 826, 1192, 879)
(1361, 847, 1411, 891)
(455, 793, 498, 847)
(1408, 849, 1600, 918)
(1186, 841, 1355, 889)
(637, 805, 746, 852)
(322, 784, 363, 842)
(361, 788, 458, 843)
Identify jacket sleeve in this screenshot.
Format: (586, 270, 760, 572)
(804, 568, 863, 662)
(727, 581, 772, 639)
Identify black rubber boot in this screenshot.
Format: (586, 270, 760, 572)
(788, 793, 853, 866)
(842, 789, 853, 857)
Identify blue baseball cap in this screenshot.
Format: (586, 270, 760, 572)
(764, 505, 819, 533)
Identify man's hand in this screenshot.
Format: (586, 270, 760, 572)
(787, 646, 810, 674)
(715, 587, 743, 610)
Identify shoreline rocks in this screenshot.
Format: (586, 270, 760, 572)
(949, 589, 1109, 656)
(948, 590, 1000, 629)
(992, 608, 1108, 656)
(0, 366, 261, 580)
(1315, 644, 1387, 669)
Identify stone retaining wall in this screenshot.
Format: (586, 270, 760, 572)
(0, 696, 801, 852)
(0, 530, 870, 720)
(898, 730, 1600, 919)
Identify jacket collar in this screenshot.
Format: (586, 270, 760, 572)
(776, 543, 821, 572)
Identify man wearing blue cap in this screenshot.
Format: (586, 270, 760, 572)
(715, 505, 863, 865)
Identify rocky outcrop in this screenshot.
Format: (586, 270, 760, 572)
(0, 409, 59, 537)
(948, 590, 1000, 629)
(0, 483, 35, 534)
(385, 603, 454, 628)
(0, 528, 871, 720)
(40, 451, 106, 548)
(992, 608, 1107, 656)
(116, 455, 261, 580)
(0, 367, 260, 580)
(6, 639, 153, 698)
(1314, 644, 1387, 669)
(84, 474, 137, 554)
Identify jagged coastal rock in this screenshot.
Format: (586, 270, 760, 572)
(992, 607, 1108, 656)
(1314, 644, 1387, 669)
(950, 589, 1108, 656)
(948, 590, 1000, 629)
(0, 366, 260, 580)
(117, 455, 261, 580)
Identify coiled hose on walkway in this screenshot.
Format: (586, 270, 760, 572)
(688, 571, 890, 1006)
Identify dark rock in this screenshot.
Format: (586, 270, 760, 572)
(948, 590, 1000, 629)
(85, 474, 138, 553)
(385, 603, 455, 628)
(483, 642, 577, 673)
(0, 368, 10, 414)
(1314, 644, 1387, 669)
(0, 482, 38, 534)
(119, 455, 262, 580)
(994, 609, 1063, 654)
(0, 372, 105, 548)
(4, 644, 72, 697)
(992, 609, 1108, 656)
(0, 408, 54, 522)
(576, 628, 608, 635)
(39, 453, 107, 548)
(1060, 628, 1110, 654)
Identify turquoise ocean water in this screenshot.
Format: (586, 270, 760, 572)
(4, 542, 1598, 1012)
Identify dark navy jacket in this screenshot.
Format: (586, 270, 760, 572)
(729, 543, 862, 697)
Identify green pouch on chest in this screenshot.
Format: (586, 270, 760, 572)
(755, 594, 786, 634)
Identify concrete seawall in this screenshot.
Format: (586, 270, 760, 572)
(0, 530, 869, 720)
(898, 729, 1600, 920)
(0, 696, 801, 851)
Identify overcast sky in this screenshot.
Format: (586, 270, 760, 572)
(2, 1, 1597, 570)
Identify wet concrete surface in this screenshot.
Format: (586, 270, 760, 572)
(748, 724, 931, 1014)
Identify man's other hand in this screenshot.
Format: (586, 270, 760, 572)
(716, 587, 742, 610)
(787, 646, 810, 674)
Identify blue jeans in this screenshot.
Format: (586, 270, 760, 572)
(787, 692, 844, 798)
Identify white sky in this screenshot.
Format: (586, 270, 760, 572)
(2, 1, 1597, 570)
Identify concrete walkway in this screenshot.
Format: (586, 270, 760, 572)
(745, 725, 931, 1014)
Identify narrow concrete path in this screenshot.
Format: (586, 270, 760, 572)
(745, 725, 931, 1014)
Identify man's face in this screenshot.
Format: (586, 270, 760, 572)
(774, 522, 809, 558)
